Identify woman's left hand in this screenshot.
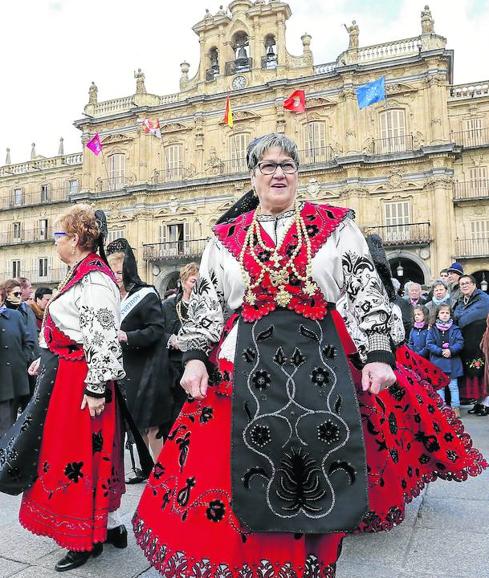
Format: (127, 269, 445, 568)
(361, 362, 396, 395)
(81, 394, 105, 417)
(118, 330, 128, 343)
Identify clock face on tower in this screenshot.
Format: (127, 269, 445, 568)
(232, 75, 247, 90)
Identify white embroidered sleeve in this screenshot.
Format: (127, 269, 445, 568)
(178, 236, 225, 361)
(337, 218, 394, 364)
(79, 272, 125, 395)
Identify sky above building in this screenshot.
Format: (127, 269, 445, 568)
(0, 0, 488, 164)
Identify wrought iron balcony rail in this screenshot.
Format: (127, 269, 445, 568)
(143, 238, 208, 263)
(363, 222, 431, 246)
(0, 227, 54, 246)
(299, 146, 334, 166)
(372, 134, 414, 155)
(451, 129, 489, 148)
(8, 267, 68, 284)
(453, 180, 489, 201)
(151, 164, 198, 184)
(225, 57, 252, 76)
(205, 66, 220, 81)
(455, 238, 489, 259)
(94, 175, 130, 192)
(261, 55, 278, 69)
(0, 187, 73, 210)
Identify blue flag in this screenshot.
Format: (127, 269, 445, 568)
(356, 76, 385, 109)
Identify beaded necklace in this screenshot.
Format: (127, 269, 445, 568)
(239, 199, 318, 307)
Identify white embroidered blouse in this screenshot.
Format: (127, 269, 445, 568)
(40, 271, 125, 395)
(179, 210, 395, 365)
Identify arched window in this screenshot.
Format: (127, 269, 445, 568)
(229, 133, 250, 173)
(263, 34, 277, 69)
(164, 144, 183, 180)
(108, 153, 125, 189)
(227, 31, 251, 74)
(303, 121, 327, 163)
(379, 109, 407, 153)
(207, 47, 219, 81)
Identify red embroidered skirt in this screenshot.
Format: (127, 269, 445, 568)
(133, 329, 487, 577)
(19, 356, 125, 551)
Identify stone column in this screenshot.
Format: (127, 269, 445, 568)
(429, 172, 455, 273)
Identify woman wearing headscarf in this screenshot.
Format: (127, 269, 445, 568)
(107, 238, 170, 473)
(0, 205, 146, 572)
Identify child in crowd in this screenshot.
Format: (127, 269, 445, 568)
(408, 305, 430, 358)
(426, 304, 464, 417)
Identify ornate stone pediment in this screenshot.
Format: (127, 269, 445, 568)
(386, 82, 418, 96)
(107, 209, 133, 222)
(220, 110, 260, 125)
(160, 122, 192, 133)
(101, 133, 133, 145)
(307, 97, 337, 109)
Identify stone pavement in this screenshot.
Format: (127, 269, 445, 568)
(0, 409, 487, 578)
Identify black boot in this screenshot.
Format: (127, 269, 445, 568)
(105, 525, 128, 548)
(468, 403, 483, 414)
(126, 468, 146, 484)
(55, 543, 103, 572)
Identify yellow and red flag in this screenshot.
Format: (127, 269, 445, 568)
(223, 95, 234, 128)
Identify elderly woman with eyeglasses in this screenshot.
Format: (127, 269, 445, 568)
(0, 204, 136, 572)
(454, 274, 489, 415)
(133, 134, 486, 578)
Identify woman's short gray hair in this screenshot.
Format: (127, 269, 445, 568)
(246, 133, 300, 171)
(432, 278, 448, 290)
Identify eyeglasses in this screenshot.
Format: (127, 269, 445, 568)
(257, 161, 298, 175)
(53, 231, 68, 240)
(11, 291, 21, 297)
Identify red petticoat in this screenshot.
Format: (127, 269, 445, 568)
(460, 375, 487, 400)
(133, 336, 487, 577)
(19, 356, 125, 551)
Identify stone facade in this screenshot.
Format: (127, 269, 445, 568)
(1, 0, 489, 293)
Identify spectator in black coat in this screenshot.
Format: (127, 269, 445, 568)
(107, 239, 170, 476)
(161, 262, 199, 438)
(0, 284, 34, 435)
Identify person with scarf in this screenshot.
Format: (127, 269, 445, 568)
(133, 134, 486, 578)
(425, 279, 450, 323)
(29, 287, 53, 332)
(160, 262, 199, 440)
(454, 274, 489, 415)
(426, 304, 464, 417)
(0, 205, 152, 572)
(408, 305, 430, 358)
(106, 238, 170, 483)
(0, 283, 34, 435)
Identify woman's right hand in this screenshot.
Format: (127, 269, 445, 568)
(28, 357, 41, 376)
(180, 360, 208, 400)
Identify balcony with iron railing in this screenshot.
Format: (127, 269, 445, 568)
(0, 227, 54, 246)
(453, 179, 489, 202)
(225, 57, 253, 76)
(143, 238, 208, 263)
(372, 134, 414, 155)
(451, 129, 489, 148)
(0, 187, 73, 210)
(19, 267, 67, 284)
(455, 238, 489, 259)
(299, 146, 335, 166)
(261, 54, 278, 69)
(363, 222, 431, 247)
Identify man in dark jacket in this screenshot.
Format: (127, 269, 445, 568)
(447, 262, 464, 307)
(29, 287, 52, 332)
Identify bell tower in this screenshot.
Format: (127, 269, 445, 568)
(180, 0, 313, 95)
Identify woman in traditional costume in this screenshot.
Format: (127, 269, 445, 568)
(0, 205, 148, 572)
(107, 238, 169, 480)
(133, 134, 486, 577)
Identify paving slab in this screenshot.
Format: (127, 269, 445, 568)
(425, 468, 489, 501)
(417, 495, 489, 532)
(402, 527, 489, 577)
(0, 525, 58, 564)
(0, 557, 28, 578)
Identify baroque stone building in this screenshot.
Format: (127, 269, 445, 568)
(1, 0, 489, 293)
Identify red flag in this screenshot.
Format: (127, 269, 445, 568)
(223, 95, 234, 128)
(283, 90, 306, 113)
(142, 118, 162, 138)
(86, 133, 102, 156)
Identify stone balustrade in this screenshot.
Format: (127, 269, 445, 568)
(313, 61, 337, 75)
(356, 37, 420, 63)
(450, 81, 489, 99)
(0, 152, 83, 177)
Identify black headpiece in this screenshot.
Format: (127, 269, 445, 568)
(94, 209, 109, 265)
(365, 234, 396, 301)
(216, 189, 259, 226)
(106, 237, 147, 292)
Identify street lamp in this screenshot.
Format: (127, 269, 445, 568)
(396, 261, 404, 277)
(481, 272, 488, 292)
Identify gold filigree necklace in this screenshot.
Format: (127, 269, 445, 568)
(239, 199, 318, 307)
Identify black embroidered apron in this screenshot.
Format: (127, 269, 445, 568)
(231, 309, 368, 533)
